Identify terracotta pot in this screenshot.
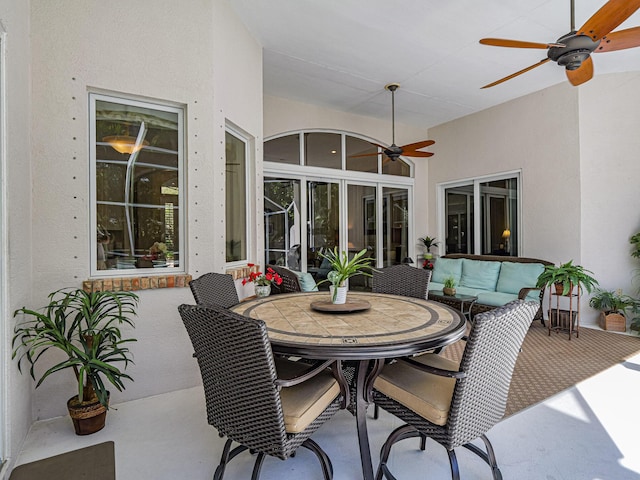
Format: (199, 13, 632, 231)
(67, 394, 108, 435)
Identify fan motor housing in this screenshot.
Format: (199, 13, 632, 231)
(547, 32, 600, 70)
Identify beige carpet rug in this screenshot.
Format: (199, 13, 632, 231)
(441, 321, 640, 417)
(10, 441, 115, 480)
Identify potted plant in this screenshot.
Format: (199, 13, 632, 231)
(443, 276, 456, 296)
(12, 288, 138, 435)
(318, 247, 374, 304)
(535, 260, 599, 296)
(242, 265, 283, 297)
(418, 236, 439, 259)
(589, 288, 634, 332)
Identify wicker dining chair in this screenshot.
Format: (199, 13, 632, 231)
(267, 265, 302, 295)
(372, 264, 432, 299)
(373, 300, 538, 480)
(179, 303, 343, 480)
(370, 264, 432, 419)
(189, 272, 239, 308)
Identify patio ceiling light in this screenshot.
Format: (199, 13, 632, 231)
(103, 135, 149, 154)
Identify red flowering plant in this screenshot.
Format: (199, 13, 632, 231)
(242, 265, 283, 287)
(423, 259, 434, 270)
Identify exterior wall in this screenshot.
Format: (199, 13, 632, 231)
(427, 82, 582, 263)
(26, 0, 262, 421)
(427, 76, 640, 326)
(579, 73, 640, 303)
(2, 0, 35, 467)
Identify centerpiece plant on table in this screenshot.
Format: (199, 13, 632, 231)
(12, 288, 138, 435)
(318, 247, 374, 304)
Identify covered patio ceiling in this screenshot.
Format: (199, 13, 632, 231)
(228, 0, 640, 129)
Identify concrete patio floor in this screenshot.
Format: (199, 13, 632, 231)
(12, 351, 640, 479)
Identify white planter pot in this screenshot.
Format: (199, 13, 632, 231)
(255, 285, 271, 298)
(330, 285, 348, 304)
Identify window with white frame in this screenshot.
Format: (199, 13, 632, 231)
(440, 173, 520, 256)
(90, 93, 184, 275)
(225, 128, 249, 263)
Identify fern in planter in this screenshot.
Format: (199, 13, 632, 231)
(535, 260, 599, 296)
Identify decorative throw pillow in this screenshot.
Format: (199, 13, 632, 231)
(294, 271, 319, 292)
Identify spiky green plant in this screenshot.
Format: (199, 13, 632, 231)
(12, 288, 138, 408)
(535, 260, 599, 296)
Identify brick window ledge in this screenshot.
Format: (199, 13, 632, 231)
(83, 274, 193, 292)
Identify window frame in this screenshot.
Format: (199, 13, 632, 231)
(225, 124, 251, 267)
(436, 170, 521, 256)
(89, 91, 186, 277)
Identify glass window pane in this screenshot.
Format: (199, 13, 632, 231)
(444, 186, 474, 254)
(264, 134, 300, 165)
(94, 96, 181, 272)
(305, 132, 341, 169)
(480, 178, 518, 256)
(348, 184, 376, 291)
(346, 137, 378, 173)
(264, 178, 301, 270)
(382, 157, 411, 177)
(382, 187, 409, 267)
(226, 131, 247, 262)
(308, 181, 339, 287)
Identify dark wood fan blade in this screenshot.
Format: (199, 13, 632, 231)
(401, 150, 434, 158)
(566, 56, 594, 86)
(348, 152, 383, 158)
(578, 0, 640, 41)
(480, 38, 563, 49)
(481, 59, 551, 89)
(400, 140, 435, 151)
(595, 26, 640, 52)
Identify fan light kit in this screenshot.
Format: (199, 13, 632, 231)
(479, 0, 640, 88)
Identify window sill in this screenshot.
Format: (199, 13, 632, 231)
(83, 274, 193, 292)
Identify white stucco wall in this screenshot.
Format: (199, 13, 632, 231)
(26, 0, 262, 420)
(428, 82, 582, 263)
(2, 0, 35, 467)
(579, 73, 640, 304)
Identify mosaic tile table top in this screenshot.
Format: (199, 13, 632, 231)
(231, 291, 466, 359)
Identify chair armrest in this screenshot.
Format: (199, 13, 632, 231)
(518, 286, 541, 300)
(275, 359, 335, 388)
(399, 357, 466, 379)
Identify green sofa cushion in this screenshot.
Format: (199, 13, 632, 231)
(431, 258, 463, 284)
(476, 291, 519, 307)
(295, 271, 319, 292)
(496, 262, 545, 296)
(459, 259, 501, 291)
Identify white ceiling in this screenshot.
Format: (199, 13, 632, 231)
(227, 0, 640, 130)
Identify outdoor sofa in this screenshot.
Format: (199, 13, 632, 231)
(428, 253, 553, 320)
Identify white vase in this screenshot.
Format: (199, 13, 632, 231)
(330, 285, 348, 304)
(255, 285, 271, 298)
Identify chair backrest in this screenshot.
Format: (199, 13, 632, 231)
(447, 300, 538, 447)
(372, 264, 432, 299)
(267, 265, 302, 295)
(179, 303, 290, 457)
(189, 272, 239, 308)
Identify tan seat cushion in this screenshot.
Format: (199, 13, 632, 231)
(373, 354, 459, 426)
(276, 359, 341, 434)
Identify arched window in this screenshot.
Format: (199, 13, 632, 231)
(263, 131, 415, 290)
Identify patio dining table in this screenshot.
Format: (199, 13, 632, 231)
(231, 291, 466, 480)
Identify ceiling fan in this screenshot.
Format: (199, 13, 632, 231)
(350, 83, 435, 161)
(479, 0, 640, 88)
